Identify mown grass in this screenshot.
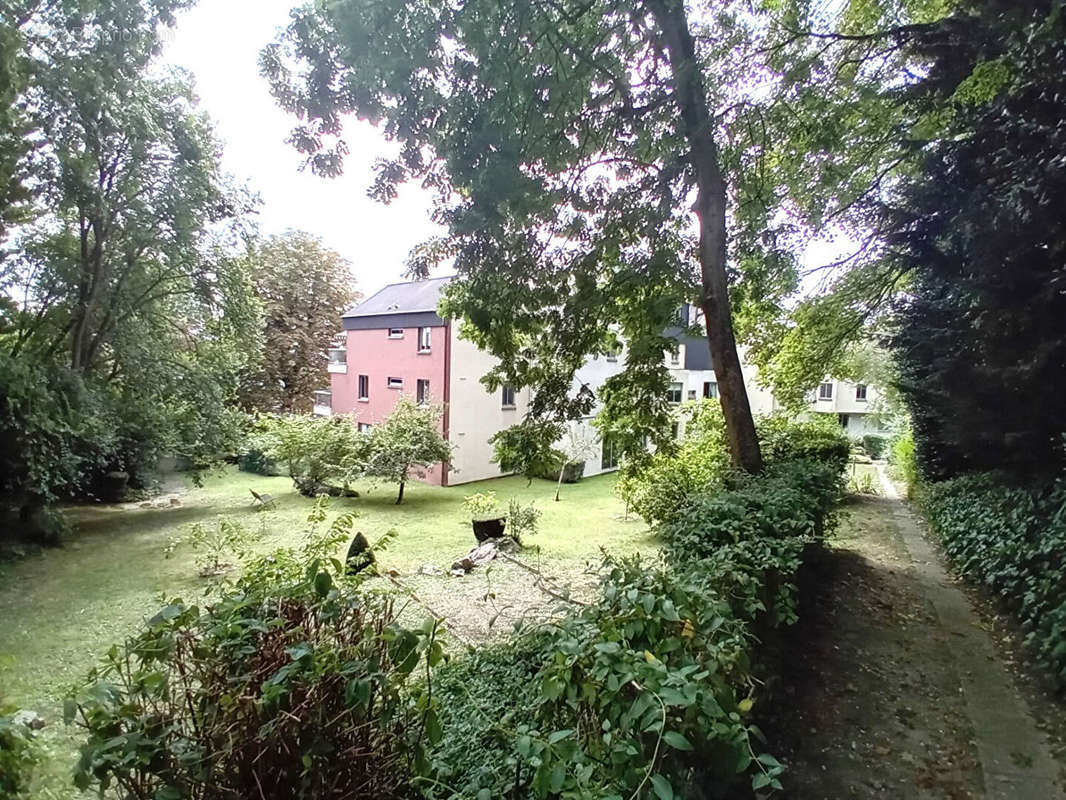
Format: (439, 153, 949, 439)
(0, 466, 651, 799)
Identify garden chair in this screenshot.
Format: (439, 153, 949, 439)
(249, 488, 277, 510)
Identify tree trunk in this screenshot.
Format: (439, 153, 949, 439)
(647, 0, 763, 473)
(396, 480, 405, 504)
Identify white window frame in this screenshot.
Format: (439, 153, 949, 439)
(388, 327, 404, 339)
(357, 374, 369, 401)
(703, 381, 718, 399)
(387, 376, 403, 390)
(418, 327, 432, 352)
(416, 378, 430, 405)
(818, 382, 834, 401)
(501, 384, 516, 408)
(358, 422, 373, 434)
(855, 383, 868, 401)
(667, 382, 683, 404)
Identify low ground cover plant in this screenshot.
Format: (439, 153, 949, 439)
(924, 471, 1066, 684)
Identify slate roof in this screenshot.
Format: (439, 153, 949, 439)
(342, 276, 454, 318)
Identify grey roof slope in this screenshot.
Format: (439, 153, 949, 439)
(342, 276, 454, 318)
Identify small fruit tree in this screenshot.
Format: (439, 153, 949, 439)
(364, 398, 453, 504)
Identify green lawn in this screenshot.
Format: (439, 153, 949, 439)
(0, 467, 652, 799)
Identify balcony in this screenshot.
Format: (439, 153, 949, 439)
(312, 390, 332, 417)
(327, 347, 347, 374)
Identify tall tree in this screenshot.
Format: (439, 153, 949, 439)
(885, 1, 1066, 479)
(239, 231, 356, 413)
(0, 0, 262, 521)
(262, 0, 770, 472)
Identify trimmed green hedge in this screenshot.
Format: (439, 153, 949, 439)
(428, 428, 846, 798)
(925, 472, 1066, 683)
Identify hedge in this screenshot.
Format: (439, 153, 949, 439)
(924, 472, 1066, 684)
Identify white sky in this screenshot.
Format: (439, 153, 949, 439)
(164, 0, 846, 301)
(164, 0, 444, 298)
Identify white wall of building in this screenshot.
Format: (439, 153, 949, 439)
(446, 330, 627, 485)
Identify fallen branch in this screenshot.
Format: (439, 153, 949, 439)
(496, 551, 588, 607)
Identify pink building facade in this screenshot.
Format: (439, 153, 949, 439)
(321, 277, 624, 487)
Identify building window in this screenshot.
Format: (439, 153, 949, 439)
(313, 390, 331, 408)
(416, 379, 430, 405)
(358, 374, 369, 400)
(606, 342, 621, 362)
(358, 422, 373, 434)
(855, 383, 868, 401)
(501, 384, 516, 408)
(418, 327, 431, 352)
(388, 328, 404, 339)
(387, 376, 403, 390)
(838, 413, 849, 429)
(601, 435, 619, 470)
(687, 389, 697, 401)
(666, 382, 683, 404)
(818, 382, 834, 400)
(668, 346, 681, 367)
(703, 381, 719, 399)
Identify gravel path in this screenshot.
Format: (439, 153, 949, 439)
(763, 471, 1063, 799)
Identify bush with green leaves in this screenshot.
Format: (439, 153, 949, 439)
(924, 471, 1066, 684)
(861, 435, 886, 460)
(0, 705, 41, 799)
(424, 434, 845, 799)
(506, 497, 542, 544)
(462, 491, 501, 520)
(890, 428, 919, 494)
(68, 499, 441, 799)
(490, 420, 566, 482)
(252, 413, 369, 496)
(756, 413, 851, 475)
(164, 515, 267, 577)
(618, 403, 849, 528)
(616, 399, 730, 527)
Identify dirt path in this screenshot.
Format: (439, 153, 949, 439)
(764, 470, 1063, 799)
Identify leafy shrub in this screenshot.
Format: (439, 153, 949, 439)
(661, 459, 843, 557)
(164, 515, 267, 576)
(506, 498, 542, 544)
(756, 413, 851, 475)
(68, 499, 441, 799)
(890, 428, 919, 494)
(490, 420, 566, 481)
(530, 451, 586, 483)
(861, 435, 887, 460)
(0, 706, 40, 799)
(238, 447, 278, 475)
(617, 399, 730, 526)
(253, 413, 369, 495)
(925, 472, 1066, 684)
(619, 404, 849, 528)
(462, 491, 501, 520)
(425, 434, 845, 798)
